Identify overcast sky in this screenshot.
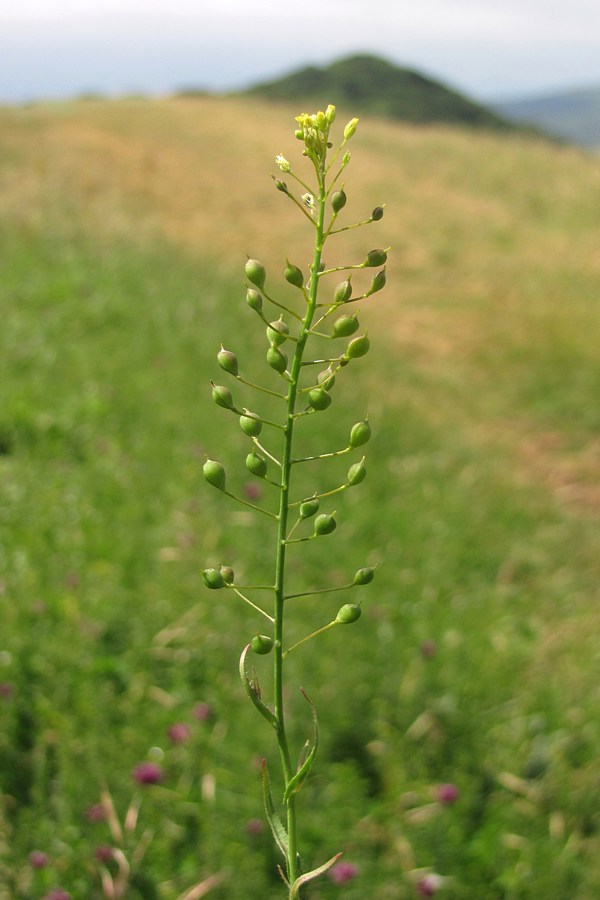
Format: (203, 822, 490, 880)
(2, 0, 600, 104)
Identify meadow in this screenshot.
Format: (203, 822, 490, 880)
(0, 95, 599, 898)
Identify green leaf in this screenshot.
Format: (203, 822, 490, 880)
(289, 852, 343, 898)
(262, 761, 289, 861)
(239, 644, 278, 729)
(283, 689, 319, 803)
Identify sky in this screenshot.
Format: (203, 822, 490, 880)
(2, 0, 600, 105)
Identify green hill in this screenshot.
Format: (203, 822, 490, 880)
(245, 53, 515, 130)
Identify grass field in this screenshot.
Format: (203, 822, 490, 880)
(1, 95, 599, 898)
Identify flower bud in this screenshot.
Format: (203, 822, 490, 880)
(347, 457, 367, 486)
(203, 459, 226, 491)
(349, 419, 371, 448)
(335, 603, 362, 624)
(317, 368, 336, 390)
(203, 567, 226, 590)
(220, 565, 235, 584)
(239, 412, 262, 437)
(331, 189, 347, 213)
(365, 249, 388, 268)
(245, 258, 266, 289)
(246, 288, 263, 312)
(308, 387, 332, 411)
(211, 383, 235, 410)
(284, 261, 304, 288)
(325, 104, 336, 124)
(266, 346, 287, 373)
(217, 346, 239, 376)
(251, 634, 274, 655)
(367, 268, 386, 295)
(299, 498, 320, 519)
(353, 566, 375, 585)
(314, 513, 336, 536)
(371, 206, 384, 221)
(345, 334, 370, 359)
(332, 314, 359, 338)
(343, 118, 359, 141)
(333, 280, 352, 304)
(266, 319, 289, 346)
(246, 451, 267, 478)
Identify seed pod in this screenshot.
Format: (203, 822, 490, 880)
(203, 567, 226, 590)
(367, 268, 386, 296)
(317, 368, 336, 390)
(347, 457, 367, 486)
(299, 498, 320, 519)
(239, 412, 262, 437)
(349, 419, 371, 448)
(211, 383, 235, 410)
(245, 258, 266, 289)
(353, 566, 375, 585)
(365, 248, 388, 268)
(335, 603, 362, 624)
(220, 565, 235, 584)
(266, 319, 289, 346)
(267, 346, 287, 373)
(246, 451, 267, 478)
(274, 178, 289, 194)
(246, 288, 263, 312)
(331, 189, 347, 213)
(217, 346, 239, 376)
(332, 314, 359, 338)
(371, 206, 384, 221)
(333, 280, 352, 304)
(308, 388, 332, 411)
(346, 334, 370, 359)
(203, 459, 226, 491)
(284, 261, 304, 288)
(314, 513, 336, 536)
(251, 634, 274, 655)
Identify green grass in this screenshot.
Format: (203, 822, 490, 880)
(0, 97, 599, 898)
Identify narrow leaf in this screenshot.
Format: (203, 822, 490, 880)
(262, 760, 289, 860)
(289, 852, 343, 898)
(283, 689, 319, 803)
(239, 644, 278, 728)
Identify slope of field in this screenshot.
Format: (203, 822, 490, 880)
(1, 96, 599, 898)
(494, 84, 600, 148)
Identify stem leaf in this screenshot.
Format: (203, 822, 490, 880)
(282, 689, 319, 803)
(289, 852, 343, 898)
(262, 760, 289, 861)
(239, 645, 278, 729)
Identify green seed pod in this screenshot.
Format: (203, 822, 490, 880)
(299, 498, 320, 519)
(371, 206, 384, 221)
(331, 189, 347, 213)
(203, 459, 226, 491)
(203, 567, 226, 590)
(332, 314, 359, 338)
(333, 280, 352, 304)
(367, 267, 387, 296)
(346, 334, 370, 359)
(217, 346, 239, 377)
(245, 258, 266, 289)
(365, 248, 388, 268)
(284, 261, 304, 288)
(353, 566, 375, 585)
(349, 419, 371, 448)
(335, 603, 362, 624)
(220, 565, 235, 584)
(308, 388, 332, 411)
(246, 451, 267, 478)
(251, 634, 274, 655)
(347, 457, 367, 486)
(317, 368, 336, 390)
(211, 383, 235, 410)
(314, 513, 336, 536)
(266, 346, 287, 373)
(274, 178, 289, 194)
(246, 288, 263, 312)
(266, 319, 289, 346)
(239, 412, 262, 437)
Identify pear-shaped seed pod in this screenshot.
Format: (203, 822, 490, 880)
(246, 288, 263, 312)
(211, 383, 235, 409)
(284, 262, 304, 288)
(267, 346, 287, 373)
(335, 603, 362, 624)
(346, 334, 370, 359)
(365, 248, 387, 268)
(217, 347, 239, 376)
(239, 412, 262, 437)
(246, 451, 267, 478)
(314, 513, 336, 536)
(333, 280, 352, 304)
(353, 566, 375, 585)
(203, 459, 226, 491)
(331, 189, 347, 212)
(371, 206, 384, 221)
(220, 565, 235, 584)
(308, 388, 332, 411)
(299, 498, 320, 519)
(349, 419, 371, 448)
(203, 567, 226, 590)
(347, 457, 367, 486)
(266, 319, 289, 346)
(332, 314, 359, 338)
(245, 258, 266, 289)
(317, 368, 336, 390)
(251, 634, 274, 655)
(368, 268, 386, 296)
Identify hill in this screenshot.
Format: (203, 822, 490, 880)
(493, 84, 600, 148)
(244, 53, 515, 130)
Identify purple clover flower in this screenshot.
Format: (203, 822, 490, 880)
(132, 762, 163, 785)
(167, 722, 190, 744)
(28, 850, 49, 869)
(435, 783, 459, 805)
(328, 861, 359, 884)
